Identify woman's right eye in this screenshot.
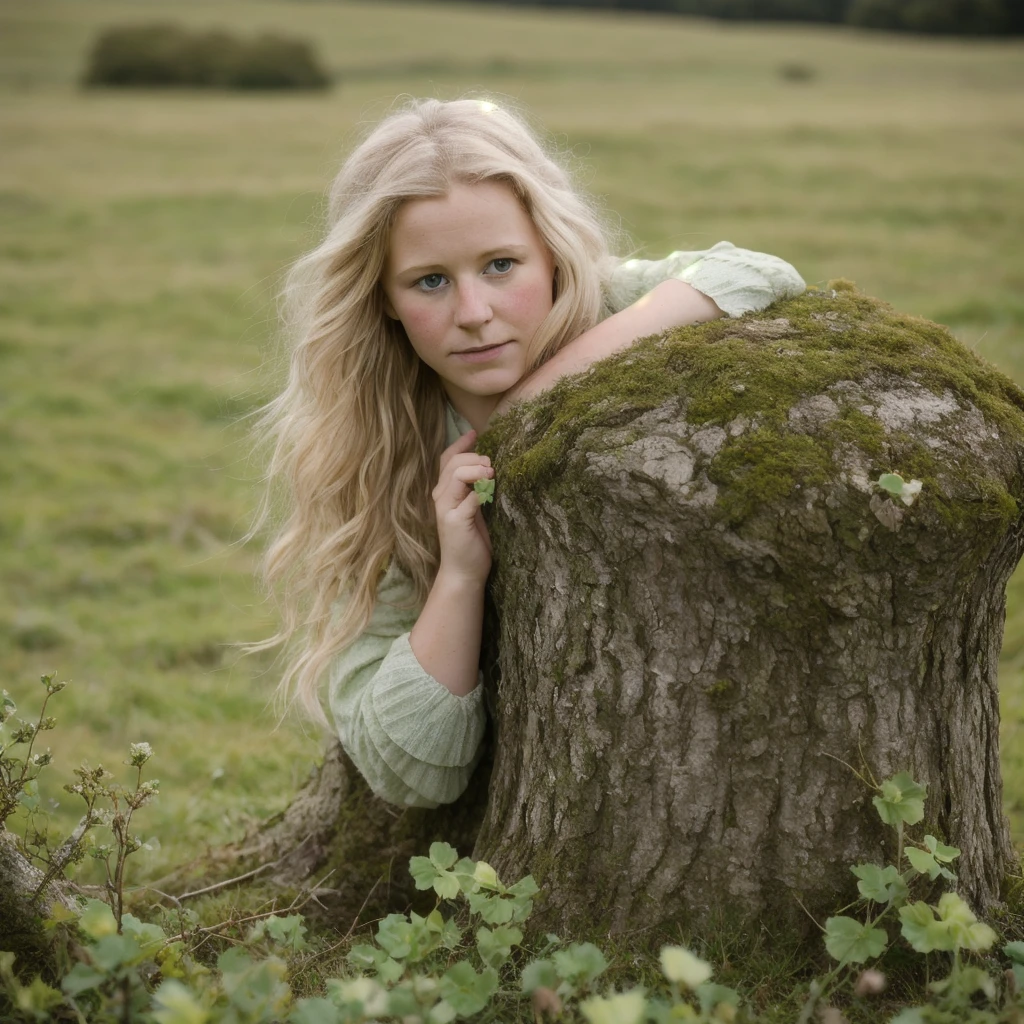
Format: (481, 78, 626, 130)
(417, 273, 447, 292)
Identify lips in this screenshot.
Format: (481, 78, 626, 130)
(454, 340, 512, 362)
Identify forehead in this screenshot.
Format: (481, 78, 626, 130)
(387, 180, 541, 269)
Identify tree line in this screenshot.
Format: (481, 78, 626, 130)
(449, 0, 1022, 35)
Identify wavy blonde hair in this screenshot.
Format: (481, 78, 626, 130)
(257, 97, 619, 721)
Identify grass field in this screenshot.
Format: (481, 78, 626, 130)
(2, 0, 1023, 902)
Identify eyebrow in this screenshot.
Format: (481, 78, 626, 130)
(394, 244, 531, 280)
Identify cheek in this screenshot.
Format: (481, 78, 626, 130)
(505, 276, 555, 323)
(395, 300, 446, 350)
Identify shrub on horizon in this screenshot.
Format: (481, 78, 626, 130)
(82, 24, 332, 91)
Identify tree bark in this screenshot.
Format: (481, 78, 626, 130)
(3, 285, 1021, 956)
(473, 283, 1024, 937)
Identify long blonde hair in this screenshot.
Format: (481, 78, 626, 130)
(257, 98, 618, 720)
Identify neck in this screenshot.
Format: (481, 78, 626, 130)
(444, 388, 501, 435)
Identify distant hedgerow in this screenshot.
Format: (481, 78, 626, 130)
(82, 24, 332, 91)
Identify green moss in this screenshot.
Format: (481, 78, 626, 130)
(481, 286, 1024, 531)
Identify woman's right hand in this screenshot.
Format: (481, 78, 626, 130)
(432, 430, 493, 586)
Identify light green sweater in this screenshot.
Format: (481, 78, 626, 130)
(328, 242, 805, 808)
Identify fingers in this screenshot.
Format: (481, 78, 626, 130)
(439, 429, 479, 474)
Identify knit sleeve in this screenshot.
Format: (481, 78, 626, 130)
(327, 564, 486, 808)
(606, 241, 805, 318)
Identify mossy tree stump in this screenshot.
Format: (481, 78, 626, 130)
(3, 285, 1022, 957)
(473, 283, 1024, 937)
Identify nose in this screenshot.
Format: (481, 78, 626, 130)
(454, 279, 492, 330)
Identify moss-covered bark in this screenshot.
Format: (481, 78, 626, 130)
(5, 285, 1021, 958)
(474, 283, 1024, 939)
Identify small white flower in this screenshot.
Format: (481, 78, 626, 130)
(127, 741, 153, 767)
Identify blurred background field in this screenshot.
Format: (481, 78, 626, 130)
(1, 0, 1023, 880)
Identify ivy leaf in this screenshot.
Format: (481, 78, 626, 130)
(899, 901, 955, 953)
(61, 963, 106, 997)
(438, 961, 498, 1016)
(851, 863, 909, 905)
(877, 473, 906, 497)
(428, 841, 459, 870)
(823, 916, 888, 964)
(428, 1000, 458, 1024)
(580, 988, 647, 1024)
(476, 924, 523, 968)
(553, 942, 608, 985)
(474, 478, 495, 504)
(872, 772, 926, 827)
(288, 997, 338, 1024)
(521, 958, 558, 994)
(934, 893, 997, 952)
(473, 860, 501, 890)
(467, 889, 515, 924)
(923, 835, 960, 863)
(906, 847, 943, 880)
(695, 981, 741, 1017)
(257, 914, 308, 952)
(151, 979, 210, 1024)
(78, 898, 117, 940)
(89, 932, 145, 971)
(409, 854, 461, 900)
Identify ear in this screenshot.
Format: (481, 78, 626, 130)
(382, 291, 399, 321)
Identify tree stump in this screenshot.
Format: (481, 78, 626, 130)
(3, 284, 1021, 958)
(474, 282, 1024, 938)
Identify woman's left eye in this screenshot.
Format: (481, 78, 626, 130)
(488, 258, 514, 274)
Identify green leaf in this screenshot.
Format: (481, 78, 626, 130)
(521, 958, 558, 994)
(928, 964, 994, 1001)
(326, 977, 389, 1018)
(467, 889, 515, 924)
(428, 1000, 458, 1024)
(411, 852, 462, 899)
(923, 835, 960, 863)
(934, 892, 997, 952)
(851, 863, 909, 905)
(906, 847, 943, 880)
(1004, 940, 1024, 964)
(473, 860, 501, 890)
(476, 925, 523, 968)
(61, 963, 106, 997)
(877, 473, 906, 497)
(262, 914, 308, 952)
(78, 898, 117, 940)
(889, 1010, 927, 1024)
(507, 875, 540, 898)
(823, 915, 887, 964)
(474, 478, 495, 504)
(428, 841, 459, 870)
(289, 996, 339, 1024)
(89, 932, 145, 971)
(659, 945, 712, 988)
(695, 981, 740, 1016)
(438, 961, 498, 1016)
(899, 901, 955, 953)
(152, 979, 210, 1024)
(122, 913, 168, 956)
(872, 772, 926, 827)
(580, 988, 647, 1024)
(553, 942, 608, 985)
(376, 914, 414, 959)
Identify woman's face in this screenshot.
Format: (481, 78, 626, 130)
(382, 179, 556, 429)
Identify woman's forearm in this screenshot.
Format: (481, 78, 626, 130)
(502, 279, 723, 410)
(409, 568, 485, 697)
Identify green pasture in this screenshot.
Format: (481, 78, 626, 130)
(2, 0, 1023, 888)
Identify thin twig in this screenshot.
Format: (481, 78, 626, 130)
(176, 859, 281, 901)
